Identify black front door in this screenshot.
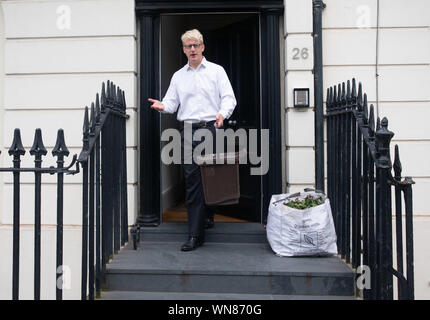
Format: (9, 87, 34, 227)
(205, 15, 261, 222)
(138, 3, 283, 227)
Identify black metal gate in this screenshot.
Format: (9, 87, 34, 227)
(326, 79, 415, 300)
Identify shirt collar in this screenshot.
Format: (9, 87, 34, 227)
(186, 57, 207, 71)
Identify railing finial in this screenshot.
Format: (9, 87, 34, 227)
(369, 104, 375, 140)
(101, 82, 106, 111)
(29, 128, 47, 157)
(341, 82, 346, 109)
(346, 80, 352, 107)
(375, 117, 394, 168)
(351, 78, 357, 106)
(357, 82, 363, 112)
(363, 93, 368, 124)
(112, 83, 117, 106)
(83, 106, 89, 151)
(332, 85, 337, 110)
(90, 103, 96, 136)
(330, 87, 335, 110)
(52, 129, 70, 158)
(122, 90, 126, 111)
(326, 87, 331, 111)
(393, 144, 402, 181)
(106, 80, 111, 103)
(117, 87, 122, 111)
(95, 93, 101, 125)
(8, 128, 26, 157)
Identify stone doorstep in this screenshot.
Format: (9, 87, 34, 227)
(103, 241, 355, 297)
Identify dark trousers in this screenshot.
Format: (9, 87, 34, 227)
(180, 123, 217, 239)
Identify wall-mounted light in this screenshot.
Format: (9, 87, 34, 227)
(293, 88, 310, 108)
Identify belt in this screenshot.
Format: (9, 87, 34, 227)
(183, 120, 216, 129)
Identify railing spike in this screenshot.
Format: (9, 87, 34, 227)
(106, 80, 111, 102)
(337, 83, 342, 108)
(333, 85, 337, 110)
(83, 106, 89, 133)
(352, 78, 357, 99)
(116, 86, 120, 106)
(83, 106, 89, 151)
(90, 102, 96, 135)
(101, 82, 106, 109)
(393, 144, 402, 181)
(351, 79, 357, 109)
(95, 93, 101, 124)
(377, 116, 381, 131)
(330, 87, 334, 109)
(112, 83, 116, 104)
(357, 82, 363, 111)
(8, 128, 26, 156)
(346, 80, 351, 105)
(326, 87, 330, 110)
(118, 88, 124, 111)
(369, 104, 375, 139)
(29, 128, 47, 157)
(111, 82, 116, 106)
(52, 129, 70, 157)
(341, 82, 346, 108)
(122, 90, 126, 111)
(109, 80, 114, 106)
(116, 86, 121, 108)
(362, 93, 368, 122)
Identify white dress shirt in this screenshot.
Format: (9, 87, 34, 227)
(161, 57, 237, 122)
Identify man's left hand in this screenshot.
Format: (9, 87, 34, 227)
(215, 114, 224, 128)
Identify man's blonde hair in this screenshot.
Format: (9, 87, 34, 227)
(181, 29, 204, 44)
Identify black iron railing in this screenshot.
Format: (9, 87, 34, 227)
(78, 80, 129, 300)
(326, 79, 415, 300)
(0, 81, 129, 300)
(0, 129, 79, 300)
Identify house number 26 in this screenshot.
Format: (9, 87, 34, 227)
(292, 47, 309, 60)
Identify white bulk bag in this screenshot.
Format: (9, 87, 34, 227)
(266, 191, 338, 257)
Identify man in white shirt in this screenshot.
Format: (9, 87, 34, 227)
(149, 29, 237, 251)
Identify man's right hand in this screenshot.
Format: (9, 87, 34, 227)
(148, 98, 165, 111)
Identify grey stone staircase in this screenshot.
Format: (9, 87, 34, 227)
(100, 222, 356, 300)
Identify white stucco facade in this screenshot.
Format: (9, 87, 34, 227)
(0, 0, 138, 299)
(0, 0, 428, 299)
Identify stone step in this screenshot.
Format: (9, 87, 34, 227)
(138, 222, 267, 243)
(99, 291, 357, 300)
(104, 241, 355, 297)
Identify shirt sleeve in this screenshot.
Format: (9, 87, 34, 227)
(161, 73, 180, 114)
(217, 67, 237, 120)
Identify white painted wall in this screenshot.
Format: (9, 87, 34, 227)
(0, 0, 137, 299)
(0, 2, 4, 267)
(284, 0, 316, 194)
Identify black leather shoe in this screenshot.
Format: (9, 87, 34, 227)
(181, 237, 204, 251)
(205, 218, 215, 229)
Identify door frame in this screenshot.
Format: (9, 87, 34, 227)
(136, 0, 283, 226)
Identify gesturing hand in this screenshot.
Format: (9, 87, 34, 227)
(215, 113, 224, 128)
(148, 98, 165, 111)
